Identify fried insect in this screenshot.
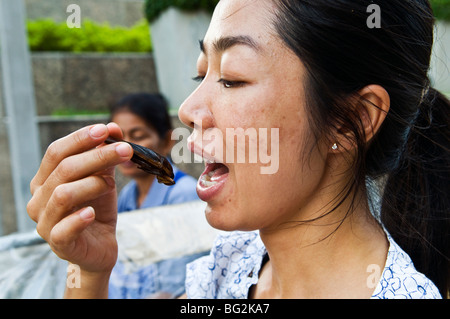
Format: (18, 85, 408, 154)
(105, 137, 175, 186)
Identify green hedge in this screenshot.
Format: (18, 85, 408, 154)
(51, 108, 109, 117)
(431, 0, 450, 22)
(28, 19, 152, 52)
(145, 0, 219, 23)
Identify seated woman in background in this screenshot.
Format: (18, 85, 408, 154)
(108, 93, 203, 298)
(110, 93, 199, 212)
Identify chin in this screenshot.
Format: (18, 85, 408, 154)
(119, 167, 146, 179)
(203, 203, 260, 232)
(118, 167, 136, 176)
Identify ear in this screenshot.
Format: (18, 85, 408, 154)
(331, 84, 390, 152)
(357, 85, 390, 143)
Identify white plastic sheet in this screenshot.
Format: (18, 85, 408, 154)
(115, 200, 220, 274)
(0, 200, 219, 298)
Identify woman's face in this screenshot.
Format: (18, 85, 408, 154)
(112, 111, 167, 178)
(179, 0, 330, 231)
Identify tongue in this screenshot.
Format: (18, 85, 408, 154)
(209, 164, 229, 181)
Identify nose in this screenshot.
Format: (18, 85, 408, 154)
(178, 81, 215, 131)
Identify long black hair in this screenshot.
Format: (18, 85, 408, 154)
(273, 0, 449, 297)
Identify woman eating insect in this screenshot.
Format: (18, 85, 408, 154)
(27, 0, 449, 299)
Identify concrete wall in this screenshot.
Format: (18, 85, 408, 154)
(430, 21, 450, 94)
(0, 120, 15, 235)
(150, 8, 211, 110)
(31, 53, 159, 115)
(25, 0, 145, 27)
(0, 53, 158, 117)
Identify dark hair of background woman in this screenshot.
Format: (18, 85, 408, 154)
(110, 93, 173, 139)
(274, 0, 449, 297)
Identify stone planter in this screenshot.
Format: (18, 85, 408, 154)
(430, 21, 450, 94)
(150, 7, 211, 110)
(30, 52, 159, 116)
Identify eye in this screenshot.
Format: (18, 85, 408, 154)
(217, 79, 246, 89)
(192, 75, 205, 83)
(129, 134, 147, 142)
(128, 128, 152, 142)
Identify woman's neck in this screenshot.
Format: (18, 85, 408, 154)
(255, 190, 388, 299)
(134, 175, 156, 208)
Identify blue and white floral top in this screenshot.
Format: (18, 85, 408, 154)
(185, 230, 442, 299)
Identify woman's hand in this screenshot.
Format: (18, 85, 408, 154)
(27, 123, 133, 297)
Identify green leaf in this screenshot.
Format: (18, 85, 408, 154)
(430, 0, 450, 22)
(27, 19, 152, 52)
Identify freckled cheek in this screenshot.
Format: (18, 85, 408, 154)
(213, 90, 267, 123)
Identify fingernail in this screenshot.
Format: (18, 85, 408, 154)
(80, 207, 94, 220)
(89, 124, 107, 138)
(115, 143, 132, 157)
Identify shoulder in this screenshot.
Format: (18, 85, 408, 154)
(372, 233, 442, 299)
(173, 172, 198, 190)
(185, 231, 265, 299)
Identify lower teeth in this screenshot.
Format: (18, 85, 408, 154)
(200, 174, 216, 187)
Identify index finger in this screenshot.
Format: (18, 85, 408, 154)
(30, 123, 122, 194)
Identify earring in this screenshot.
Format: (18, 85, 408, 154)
(332, 143, 338, 150)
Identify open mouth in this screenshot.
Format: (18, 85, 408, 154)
(199, 162, 229, 186)
(197, 162, 230, 201)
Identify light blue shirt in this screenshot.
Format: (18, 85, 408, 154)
(109, 251, 208, 299)
(109, 166, 204, 299)
(185, 230, 442, 299)
(117, 165, 199, 213)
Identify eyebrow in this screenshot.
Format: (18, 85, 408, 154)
(199, 35, 260, 55)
